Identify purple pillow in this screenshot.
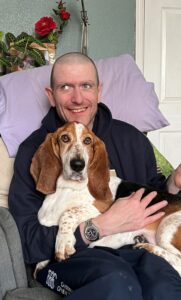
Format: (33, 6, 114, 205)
(0, 54, 169, 157)
(96, 54, 169, 132)
(0, 66, 52, 157)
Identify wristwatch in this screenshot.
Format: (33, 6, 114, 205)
(84, 219, 100, 242)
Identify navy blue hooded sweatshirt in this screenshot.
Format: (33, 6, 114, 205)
(8, 103, 166, 264)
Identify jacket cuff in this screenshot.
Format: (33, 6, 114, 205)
(74, 226, 87, 251)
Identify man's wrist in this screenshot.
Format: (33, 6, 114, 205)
(91, 215, 110, 237)
(167, 173, 181, 194)
(79, 216, 108, 244)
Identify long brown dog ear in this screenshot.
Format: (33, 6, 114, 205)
(88, 135, 112, 207)
(30, 132, 62, 194)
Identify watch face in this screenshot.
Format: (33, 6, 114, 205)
(86, 227, 98, 240)
(84, 221, 99, 241)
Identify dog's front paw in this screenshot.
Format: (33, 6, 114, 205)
(55, 233, 76, 260)
(134, 235, 148, 245)
(134, 242, 155, 253)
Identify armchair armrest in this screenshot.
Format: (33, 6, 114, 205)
(0, 207, 27, 299)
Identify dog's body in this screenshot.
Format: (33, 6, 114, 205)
(30, 122, 181, 276)
(38, 172, 120, 261)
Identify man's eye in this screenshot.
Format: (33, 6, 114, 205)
(61, 84, 70, 90)
(82, 83, 92, 89)
(83, 137, 92, 145)
(60, 134, 70, 143)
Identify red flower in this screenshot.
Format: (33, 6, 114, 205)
(35, 17, 57, 36)
(60, 10, 70, 21)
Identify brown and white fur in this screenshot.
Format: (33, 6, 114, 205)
(30, 122, 181, 276)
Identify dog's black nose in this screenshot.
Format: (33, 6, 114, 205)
(70, 158, 85, 172)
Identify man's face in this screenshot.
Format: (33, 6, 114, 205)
(46, 62, 102, 129)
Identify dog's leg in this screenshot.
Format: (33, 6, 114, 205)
(34, 260, 50, 279)
(156, 211, 181, 256)
(135, 211, 181, 276)
(55, 204, 100, 260)
(90, 231, 139, 249)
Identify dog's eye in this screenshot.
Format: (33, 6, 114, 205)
(83, 137, 92, 145)
(61, 134, 70, 143)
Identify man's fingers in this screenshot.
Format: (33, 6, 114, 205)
(144, 211, 166, 226)
(133, 189, 158, 208)
(145, 200, 168, 217)
(131, 188, 145, 200)
(133, 188, 168, 220)
(141, 190, 158, 208)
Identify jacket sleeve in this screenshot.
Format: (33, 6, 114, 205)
(8, 141, 86, 265)
(143, 134, 167, 190)
(109, 122, 167, 190)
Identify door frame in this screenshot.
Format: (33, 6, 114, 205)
(135, 0, 145, 72)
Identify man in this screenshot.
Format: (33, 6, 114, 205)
(9, 52, 181, 300)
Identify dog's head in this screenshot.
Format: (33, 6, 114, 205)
(30, 122, 111, 202)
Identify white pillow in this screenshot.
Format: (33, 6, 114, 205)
(0, 54, 169, 157)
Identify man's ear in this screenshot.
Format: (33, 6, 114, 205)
(45, 87, 56, 107)
(98, 82, 103, 103)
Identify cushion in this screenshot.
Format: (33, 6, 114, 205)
(0, 54, 169, 157)
(96, 55, 169, 132)
(0, 65, 52, 157)
(0, 138, 14, 208)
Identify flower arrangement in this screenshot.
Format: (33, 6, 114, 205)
(34, 1, 71, 45)
(0, 1, 70, 72)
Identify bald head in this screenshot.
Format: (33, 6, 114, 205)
(50, 52, 99, 88)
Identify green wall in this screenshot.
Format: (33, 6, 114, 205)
(0, 0, 135, 60)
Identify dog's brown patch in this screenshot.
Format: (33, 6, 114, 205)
(171, 225, 181, 252)
(145, 219, 162, 231)
(93, 199, 112, 213)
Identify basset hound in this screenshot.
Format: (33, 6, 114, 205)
(30, 121, 181, 276)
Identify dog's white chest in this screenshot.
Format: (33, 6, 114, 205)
(38, 176, 95, 226)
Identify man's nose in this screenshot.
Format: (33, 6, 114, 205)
(71, 87, 84, 104)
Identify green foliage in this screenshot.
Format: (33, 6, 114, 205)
(0, 31, 3, 41)
(0, 32, 46, 70)
(0, 40, 9, 54)
(27, 48, 46, 66)
(0, 56, 11, 67)
(10, 32, 45, 49)
(5, 32, 16, 46)
(152, 144, 173, 178)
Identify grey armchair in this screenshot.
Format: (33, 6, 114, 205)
(0, 207, 62, 300)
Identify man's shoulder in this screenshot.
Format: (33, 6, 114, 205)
(110, 118, 151, 149)
(111, 118, 145, 137)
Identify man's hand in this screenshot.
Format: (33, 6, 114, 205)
(91, 188, 168, 238)
(167, 163, 181, 194)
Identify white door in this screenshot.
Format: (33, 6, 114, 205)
(136, 0, 181, 168)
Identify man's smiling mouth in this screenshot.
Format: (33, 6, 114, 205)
(70, 108, 87, 113)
